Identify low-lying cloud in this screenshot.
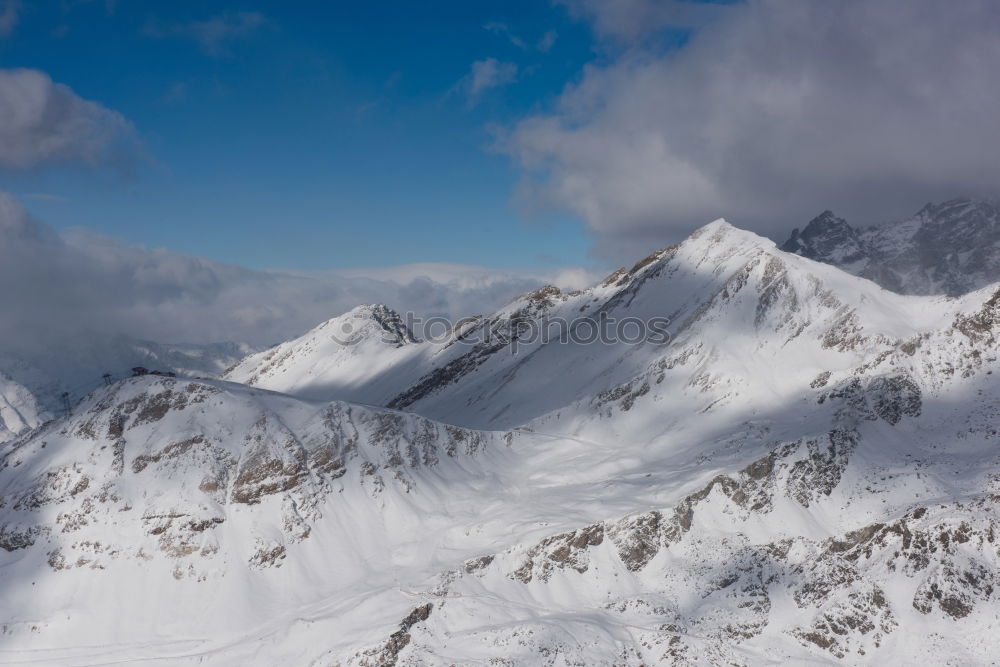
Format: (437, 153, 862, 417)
(0, 193, 594, 361)
(504, 0, 1000, 259)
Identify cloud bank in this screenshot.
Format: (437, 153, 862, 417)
(0, 193, 593, 359)
(505, 0, 1000, 259)
(0, 68, 138, 170)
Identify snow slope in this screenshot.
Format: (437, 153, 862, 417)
(0, 374, 44, 444)
(2, 219, 1000, 664)
(224, 304, 422, 405)
(0, 375, 538, 663)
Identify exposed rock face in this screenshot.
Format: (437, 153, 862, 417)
(411, 456, 1000, 664)
(783, 198, 1000, 296)
(783, 210, 869, 267)
(350, 604, 434, 666)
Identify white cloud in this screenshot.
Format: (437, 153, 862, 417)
(0, 0, 20, 37)
(0, 192, 593, 358)
(324, 262, 594, 292)
(463, 58, 518, 108)
(536, 30, 558, 53)
(507, 0, 1000, 259)
(485, 22, 528, 50)
(0, 68, 139, 170)
(143, 11, 266, 56)
(161, 81, 189, 105)
(485, 22, 558, 53)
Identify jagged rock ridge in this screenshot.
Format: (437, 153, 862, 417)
(783, 198, 1000, 296)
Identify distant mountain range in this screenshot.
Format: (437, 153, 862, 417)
(782, 198, 1000, 296)
(0, 336, 256, 411)
(2, 217, 998, 664)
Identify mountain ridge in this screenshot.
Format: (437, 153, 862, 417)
(782, 197, 1000, 296)
(225, 217, 979, 432)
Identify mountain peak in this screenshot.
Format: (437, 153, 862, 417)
(328, 304, 417, 346)
(808, 209, 845, 227)
(224, 303, 419, 400)
(684, 218, 775, 258)
(780, 210, 866, 266)
(692, 217, 736, 236)
(782, 197, 1000, 296)
(688, 217, 759, 242)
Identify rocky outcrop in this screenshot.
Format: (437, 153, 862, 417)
(0, 376, 507, 578)
(782, 198, 1000, 296)
(417, 474, 1000, 664)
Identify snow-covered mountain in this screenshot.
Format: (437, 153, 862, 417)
(0, 336, 258, 418)
(2, 218, 999, 664)
(226, 219, 979, 433)
(0, 373, 45, 443)
(0, 374, 542, 663)
(224, 304, 419, 405)
(782, 198, 1000, 296)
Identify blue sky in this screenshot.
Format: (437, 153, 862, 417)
(0, 0, 610, 270)
(5, 0, 981, 279)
